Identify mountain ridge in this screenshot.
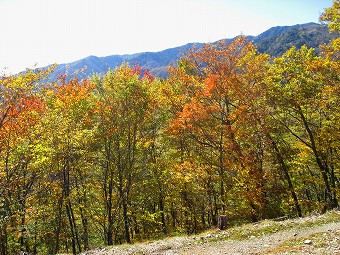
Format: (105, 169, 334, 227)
(47, 22, 337, 80)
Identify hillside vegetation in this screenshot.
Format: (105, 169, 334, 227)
(1, 1, 340, 255)
(254, 22, 338, 56)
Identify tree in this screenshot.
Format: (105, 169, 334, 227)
(93, 65, 157, 244)
(168, 37, 273, 223)
(37, 76, 96, 254)
(267, 45, 339, 210)
(0, 68, 52, 255)
(320, 0, 340, 33)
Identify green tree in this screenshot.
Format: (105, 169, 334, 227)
(268, 45, 338, 210)
(93, 65, 157, 244)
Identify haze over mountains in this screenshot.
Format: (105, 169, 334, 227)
(47, 22, 337, 80)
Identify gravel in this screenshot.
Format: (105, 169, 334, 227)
(81, 211, 340, 255)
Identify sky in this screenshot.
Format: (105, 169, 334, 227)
(0, 0, 334, 74)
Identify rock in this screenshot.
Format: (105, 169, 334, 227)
(304, 239, 312, 245)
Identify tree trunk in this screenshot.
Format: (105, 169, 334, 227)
(0, 224, 8, 255)
(159, 197, 167, 234)
(104, 140, 114, 246)
(54, 195, 64, 254)
(269, 135, 302, 217)
(298, 106, 338, 209)
(69, 201, 81, 253)
(80, 208, 89, 251)
(122, 196, 131, 243)
(66, 203, 77, 255)
(217, 215, 228, 230)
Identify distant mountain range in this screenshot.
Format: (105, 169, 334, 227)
(47, 22, 338, 80)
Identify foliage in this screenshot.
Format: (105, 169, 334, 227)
(320, 0, 340, 33)
(0, 3, 340, 254)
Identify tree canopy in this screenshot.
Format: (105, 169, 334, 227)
(1, 3, 340, 254)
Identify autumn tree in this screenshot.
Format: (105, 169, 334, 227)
(36, 76, 96, 254)
(0, 68, 52, 255)
(0, 1, 339, 252)
(92, 65, 158, 244)
(167, 37, 275, 223)
(320, 0, 340, 33)
(267, 45, 339, 211)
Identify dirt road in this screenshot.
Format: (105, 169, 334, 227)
(81, 210, 340, 255)
(179, 221, 339, 255)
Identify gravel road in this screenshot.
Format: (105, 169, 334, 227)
(81, 211, 340, 255)
(179, 221, 340, 255)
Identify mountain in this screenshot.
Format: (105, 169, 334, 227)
(47, 43, 199, 81)
(47, 23, 337, 80)
(253, 22, 337, 56)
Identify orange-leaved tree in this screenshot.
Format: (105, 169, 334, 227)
(168, 37, 272, 223)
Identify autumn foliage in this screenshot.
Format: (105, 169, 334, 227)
(0, 2, 340, 254)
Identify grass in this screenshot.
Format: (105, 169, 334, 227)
(261, 231, 339, 254)
(192, 209, 340, 244)
(235, 210, 340, 254)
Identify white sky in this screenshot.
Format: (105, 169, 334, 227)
(0, 0, 334, 74)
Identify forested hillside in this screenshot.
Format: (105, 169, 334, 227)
(253, 22, 338, 56)
(0, 2, 339, 255)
